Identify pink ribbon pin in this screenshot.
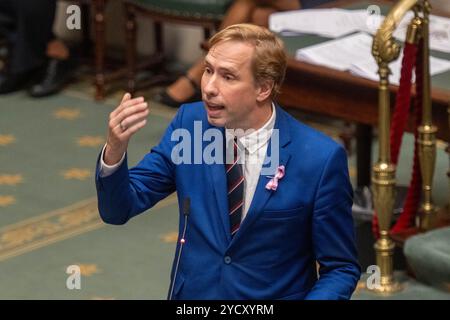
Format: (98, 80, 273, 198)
(265, 165, 285, 191)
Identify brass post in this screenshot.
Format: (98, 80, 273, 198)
(370, 60, 402, 293)
(417, 0, 438, 231)
(367, 0, 421, 294)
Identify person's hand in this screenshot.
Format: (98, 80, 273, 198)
(104, 93, 149, 165)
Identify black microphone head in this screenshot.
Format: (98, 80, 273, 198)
(183, 197, 190, 216)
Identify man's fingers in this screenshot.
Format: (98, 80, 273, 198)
(113, 102, 148, 126)
(122, 96, 145, 109)
(110, 95, 144, 119)
(124, 119, 147, 136)
(121, 92, 131, 104)
(111, 101, 148, 127)
(120, 108, 149, 130)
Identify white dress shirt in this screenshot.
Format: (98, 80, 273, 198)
(225, 104, 276, 220)
(99, 103, 276, 221)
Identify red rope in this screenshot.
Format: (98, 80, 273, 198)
(372, 42, 419, 238)
(391, 40, 424, 234)
(390, 42, 419, 165)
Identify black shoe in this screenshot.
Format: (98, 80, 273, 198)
(28, 56, 78, 97)
(153, 74, 202, 108)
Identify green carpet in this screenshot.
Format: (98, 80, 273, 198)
(0, 90, 179, 299)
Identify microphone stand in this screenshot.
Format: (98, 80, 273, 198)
(168, 197, 190, 300)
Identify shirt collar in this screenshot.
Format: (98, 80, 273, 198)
(225, 103, 276, 155)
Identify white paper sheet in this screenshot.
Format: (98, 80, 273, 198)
(296, 32, 374, 71)
(295, 32, 450, 85)
(270, 8, 450, 53)
(269, 9, 371, 38)
(350, 54, 450, 85)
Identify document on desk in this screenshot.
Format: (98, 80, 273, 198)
(392, 12, 450, 54)
(270, 8, 450, 53)
(350, 54, 450, 86)
(269, 8, 370, 38)
(296, 32, 450, 85)
(296, 32, 373, 71)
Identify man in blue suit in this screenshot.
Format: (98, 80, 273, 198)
(95, 23, 361, 300)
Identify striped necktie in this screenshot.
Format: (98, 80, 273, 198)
(226, 137, 244, 236)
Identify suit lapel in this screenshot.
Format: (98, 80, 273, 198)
(205, 126, 232, 243)
(230, 105, 292, 245)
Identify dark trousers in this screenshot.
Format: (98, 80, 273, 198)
(0, 0, 56, 75)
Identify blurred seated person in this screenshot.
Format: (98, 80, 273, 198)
(0, 0, 77, 96)
(155, 0, 333, 108)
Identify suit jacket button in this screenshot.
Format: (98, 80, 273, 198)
(224, 256, 232, 264)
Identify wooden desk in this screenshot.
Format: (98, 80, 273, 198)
(278, 0, 450, 187)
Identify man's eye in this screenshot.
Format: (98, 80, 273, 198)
(205, 67, 212, 74)
(224, 75, 233, 81)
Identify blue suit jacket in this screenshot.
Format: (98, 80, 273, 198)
(95, 102, 361, 300)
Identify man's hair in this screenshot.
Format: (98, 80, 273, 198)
(208, 23, 287, 99)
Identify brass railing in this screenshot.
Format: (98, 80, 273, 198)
(370, 0, 437, 294)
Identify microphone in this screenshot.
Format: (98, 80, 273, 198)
(183, 197, 190, 217)
(168, 197, 190, 300)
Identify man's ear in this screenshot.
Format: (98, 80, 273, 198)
(256, 80, 274, 102)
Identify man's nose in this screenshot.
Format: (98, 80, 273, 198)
(203, 75, 218, 97)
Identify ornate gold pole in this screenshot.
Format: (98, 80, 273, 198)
(370, 69, 402, 293)
(368, 0, 420, 294)
(371, 32, 402, 295)
(417, 0, 438, 231)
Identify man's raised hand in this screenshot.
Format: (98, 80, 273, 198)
(104, 93, 149, 165)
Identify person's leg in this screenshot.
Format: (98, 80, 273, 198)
(164, 57, 204, 104)
(28, 5, 79, 97)
(47, 40, 70, 61)
(0, 1, 15, 36)
(0, 0, 15, 69)
(0, 0, 56, 94)
(28, 36, 78, 97)
(11, 0, 56, 75)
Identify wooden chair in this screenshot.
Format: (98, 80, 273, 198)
(123, 0, 233, 94)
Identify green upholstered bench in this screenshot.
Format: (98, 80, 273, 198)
(128, 0, 232, 20)
(404, 227, 450, 292)
(123, 0, 233, 93)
